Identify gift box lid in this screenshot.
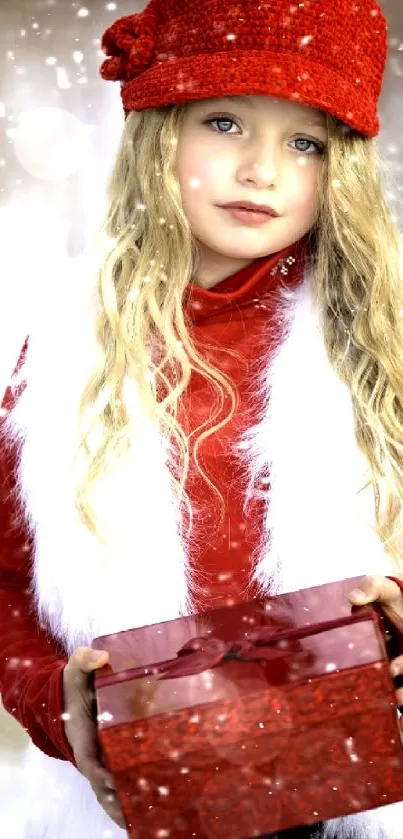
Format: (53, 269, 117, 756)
(93, 576, 393, 730)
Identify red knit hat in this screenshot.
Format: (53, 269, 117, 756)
(99, 0, 388, 138)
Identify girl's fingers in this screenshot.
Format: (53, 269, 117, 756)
(348, 575, 403, 634)
(390, 654, 403, 678)
(390, 655, 403, 707)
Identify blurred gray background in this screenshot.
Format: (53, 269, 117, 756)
(0, 2, 402, 837)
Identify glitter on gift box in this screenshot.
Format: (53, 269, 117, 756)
(94, 579, 403, 838)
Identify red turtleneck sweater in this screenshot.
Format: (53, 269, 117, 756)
(181, 238, 308, 611)
(0, 237, 307, 764)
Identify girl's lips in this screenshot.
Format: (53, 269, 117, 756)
(219, 206, 277, 225)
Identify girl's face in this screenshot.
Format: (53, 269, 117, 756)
(175, 95, 328, 288)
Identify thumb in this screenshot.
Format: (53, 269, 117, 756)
(348, 575, 402, 607)
(77, 647, 109, 674)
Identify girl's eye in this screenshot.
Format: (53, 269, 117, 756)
(206, 117, 240, 135)
(204, 117, 325, 155)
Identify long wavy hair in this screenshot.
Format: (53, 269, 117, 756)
(77, 102, 403, 567)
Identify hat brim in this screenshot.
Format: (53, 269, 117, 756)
(121, 51, 379, 137)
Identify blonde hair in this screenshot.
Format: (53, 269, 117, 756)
(313, 116, 403, 566)
(77, 103, 403, 567)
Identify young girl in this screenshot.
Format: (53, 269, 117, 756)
(1, 0, 403, 837)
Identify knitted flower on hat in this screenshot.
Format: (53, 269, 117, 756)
(100, 7, 157, 83)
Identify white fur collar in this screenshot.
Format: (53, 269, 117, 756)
(242, 268, 393, 596)
(6, 253, 402, 839)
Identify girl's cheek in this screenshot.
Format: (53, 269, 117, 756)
(285, 171, 319, 209)
(197, 155, 232, 182)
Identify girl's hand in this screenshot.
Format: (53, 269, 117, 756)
(63, 647, 126, 829)
(348, 575, 403, 706)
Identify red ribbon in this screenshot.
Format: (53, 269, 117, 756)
(96, 610, 374, 689)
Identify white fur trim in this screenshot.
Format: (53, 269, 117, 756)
(18, 742, 127, 839)
(240, 269, 393, 596)
(322, 804, 403, 839)
(6, 253, 192, 655)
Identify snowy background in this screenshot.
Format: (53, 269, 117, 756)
(0, 1, 402, 838)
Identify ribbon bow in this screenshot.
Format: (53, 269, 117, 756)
(96, 611, 373, 689)
(100, 9, 157, 84)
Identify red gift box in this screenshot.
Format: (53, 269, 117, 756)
(93, 577, 403, 839)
